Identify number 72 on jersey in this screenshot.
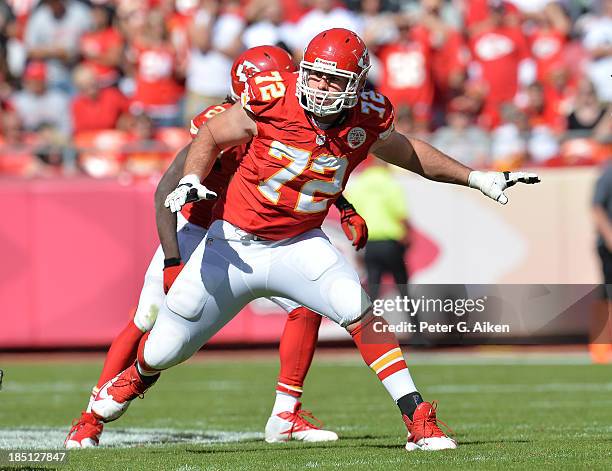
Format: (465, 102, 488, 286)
(258, 141, 348, 214)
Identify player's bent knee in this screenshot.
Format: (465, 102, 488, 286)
(143, 323, 192, 370)
(327, 277, 372, 328)
(166, 280, 206, 320)
(345, 307, 375, 333)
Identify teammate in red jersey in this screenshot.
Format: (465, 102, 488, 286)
(92, 29, 540, 451)
(65, 46, 368, 448)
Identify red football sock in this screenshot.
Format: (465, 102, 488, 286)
(136, 331, 162, 376)
(275, 307, 322, 397)
(350, 316, 416, 401)
(96, 312, 144, 388)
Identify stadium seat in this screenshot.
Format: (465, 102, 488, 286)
(123, 145, 173, 177)
(75, 130, 129, 178)
(559, 138, 602, 166)
(0, 146, 38, 176)
(155, 127, 190, 152)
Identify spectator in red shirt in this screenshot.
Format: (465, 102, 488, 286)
(166, 0, 197, 70)
(527, 3, 570, 90)
(464, 0, 521, 36)
(79, 4, 124, 87)
(71, 64, 129, 135)
(520, 81, 565, 133)
(128, 9, 184, 127)
(376, 19, 435, 125)
(279, 0, 309, 23)
(412, 0, 468, 123)
(469, 1, 531, 129)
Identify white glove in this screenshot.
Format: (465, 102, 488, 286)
(164, 174, 217, 213)
(468, 171, 540, 205)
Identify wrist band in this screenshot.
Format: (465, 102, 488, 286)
(164, 257, 182, 268)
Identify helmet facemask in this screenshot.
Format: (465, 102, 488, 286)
(297, 58, 370, 117)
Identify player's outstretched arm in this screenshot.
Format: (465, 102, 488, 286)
(371, 130, 540, 205)
(165, 103, 257, 213)
(370, 130, 472, 185)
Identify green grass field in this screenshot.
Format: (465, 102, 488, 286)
(0, 352, 611, 470)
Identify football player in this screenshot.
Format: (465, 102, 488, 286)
(91, 29, 540, 451)
(65, 45, 368, 448)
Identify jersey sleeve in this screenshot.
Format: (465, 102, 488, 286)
(364, 91, 395, 141)
(378, 97, 395, 140)
(240, 70, 290, 118)
(189, 103, 232, 139)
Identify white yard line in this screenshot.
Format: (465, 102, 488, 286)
(0, 427, 262, 449)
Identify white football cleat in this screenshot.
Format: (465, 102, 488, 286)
(91, 363, 158, 422)
(403, 401, 457, 451)
(265, 402, 338, 443)
(64, 411, 103, 449)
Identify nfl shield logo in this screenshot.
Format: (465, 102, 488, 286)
(347, 127, 366, 149)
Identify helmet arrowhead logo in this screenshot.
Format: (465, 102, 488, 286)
(236, 60, 260, 83)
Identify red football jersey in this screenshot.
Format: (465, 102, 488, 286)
(71, 87, 129, 135)
(80, 27, 123, 85)
(529, 29, 566, 85)
(213, 71, 394, 240)
(131, 43, 183, 108)
(180, 103, 244, 229)
(470, 26, 530, 128)
(411, 25, 467, 107)
(376, 36, 433, 121)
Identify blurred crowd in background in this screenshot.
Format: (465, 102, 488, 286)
(0, 0, 610, 178)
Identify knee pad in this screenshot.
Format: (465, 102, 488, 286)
(165, 276, 207, 320)
(326, 276, 372, 327)
(143, 321, 192, 370)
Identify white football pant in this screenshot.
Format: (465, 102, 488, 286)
(143, 220, 371, 370)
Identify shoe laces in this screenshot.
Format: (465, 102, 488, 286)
(66, 412, 101, 439)
(109, 374, 145, 400)
(286, 403, 323, 438)
(407, 401, 454, 439)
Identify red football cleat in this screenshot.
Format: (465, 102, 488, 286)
(403, 401, 457, 451)
(265, 402, 338, 443)
(64, 411, 103, 449)
(91, 363, 158, 422)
